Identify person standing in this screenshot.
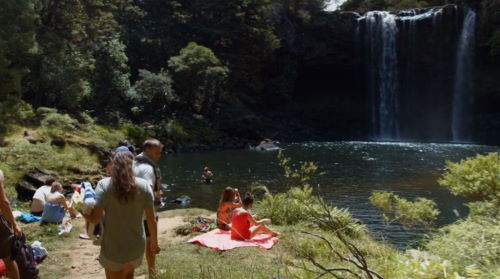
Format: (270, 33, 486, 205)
(86, 152, 160, 279)
(0, 170, 21, 279)
(133, 139, 163, 278)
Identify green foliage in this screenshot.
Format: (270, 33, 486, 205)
(127, 69, 177, 120)
(426, 216, 500, 277)
(277, 150, 321, 186)
(168, 42, 229, 113)
(370, 191, 440, 229)
(0, 0, 39, 98)
(41, 112, 78, 131)
(0, 97, 35, 143)
(255, 186, 362, 237)
(0, 139, 100, 194)
(120, 123, 151, 146)
(157, 119, 190, 142)
(89, 37, 131, 120)
(438, 152, 500, 203)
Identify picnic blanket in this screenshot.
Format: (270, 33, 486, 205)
(192, 216, 217, 233)
(188, 229, 278, 251)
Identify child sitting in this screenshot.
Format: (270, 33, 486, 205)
(231, 192, 278, 240)
(216, 187, 241, 230)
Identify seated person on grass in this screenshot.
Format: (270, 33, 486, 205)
(30, 178, 55, 216)
(217, 187, 241, 230)
(231, 192, 278, 240)
(41, 182, 78, 224)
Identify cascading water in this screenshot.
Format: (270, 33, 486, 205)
(452, 9, 476, 142)
(360, 6, 462, 141)
(364, 12, 400, 140)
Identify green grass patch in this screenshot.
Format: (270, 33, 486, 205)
(0, 139, 101, 197)
(426, 216, 500, 278)
(20, 220, 81, 279)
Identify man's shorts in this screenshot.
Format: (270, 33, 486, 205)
(0, 215, 13, 259)
(143, 216, 159, 238)
(99, 253, 143, 271)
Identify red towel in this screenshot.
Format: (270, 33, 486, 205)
(188, 229, 278, 251)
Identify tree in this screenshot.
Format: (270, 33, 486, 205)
(23, 0, 124, 111)
(0, 0, 39, 141)
(127, 69, 177, 121)
(89, 37, 131, 121)
(168, 42, 229, 114)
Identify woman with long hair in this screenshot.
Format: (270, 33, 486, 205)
(216, 186, 241, 230)
(85, 151, 160, 279)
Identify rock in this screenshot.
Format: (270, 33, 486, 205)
(172, 195, 191, 206)
(16, 181, 37, 201)
(51, 137, 66, 147)
(25, 168, 58, 188)
(26, 137, 45, 144)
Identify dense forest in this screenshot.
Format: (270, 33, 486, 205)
(1, 0, 499, 147)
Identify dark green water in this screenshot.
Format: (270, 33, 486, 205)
(159, 141, 498, 248)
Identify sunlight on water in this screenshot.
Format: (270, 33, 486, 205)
(161, 141, 498, 248)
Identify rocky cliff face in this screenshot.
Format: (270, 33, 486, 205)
(272, 4, 500, 144)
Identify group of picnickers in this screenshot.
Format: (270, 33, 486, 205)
(1, 139, 165, 279)
(1, 137, 281, 279)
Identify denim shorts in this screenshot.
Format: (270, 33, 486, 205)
(99, 253, 143, 271)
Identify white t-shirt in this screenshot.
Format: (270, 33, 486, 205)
(133, 162, 158, 218)
(133, 163, 156, 187)
(31, 186, 52, 212)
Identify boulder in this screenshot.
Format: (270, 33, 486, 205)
(16, 181, 37, 201)
(50, 137, 66, 147)
(172, 195, 191, 206)
(25, 168, 57, 188)
(26, 137, 45, 144)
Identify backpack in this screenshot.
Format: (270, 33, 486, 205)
(10, 234, 39, 279)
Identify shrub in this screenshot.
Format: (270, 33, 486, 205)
(36, 107, 58, 117)
(0, 97, 35, 143)
(370, 191, 440, 229)
(426, 216, 500, 276)
(157, 119, 190, 142)
(277, 150, 321, 186)
(438, 152, 499, 203)
(41, 112, 78, 131)
(120, 123, 151, 146)
(255, 186, 362, 237)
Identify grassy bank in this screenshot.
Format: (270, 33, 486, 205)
(153, 187, 499, 279)
(0, 109, 132, 198)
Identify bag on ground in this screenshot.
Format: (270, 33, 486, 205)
(10, 234, 39, 279)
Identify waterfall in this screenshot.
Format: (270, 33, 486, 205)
(452, 9, 476, 142)
(364, 11, 400, 140)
